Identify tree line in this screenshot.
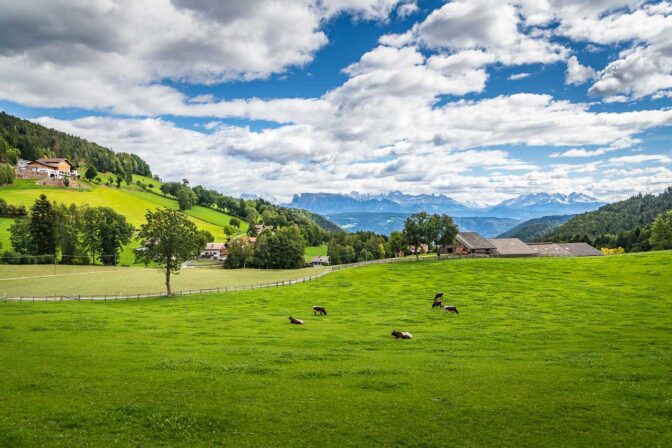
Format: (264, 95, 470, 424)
(541, 187, 672, 252)
(0, 112, 152, 178)
(327, 212, 459, 265)
(3, 195, 134, 265)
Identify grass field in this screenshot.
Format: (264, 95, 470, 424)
(0, 178, 248, 264)
(0, 264, 328, 297)
(1, 252, 671, 447)
(0, 178, 247, 242)
(304, 244, 328, 262)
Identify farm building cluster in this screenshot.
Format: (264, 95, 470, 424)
(453, 232, 602, 257)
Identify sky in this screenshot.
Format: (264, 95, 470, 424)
(0, 0, 671, 205)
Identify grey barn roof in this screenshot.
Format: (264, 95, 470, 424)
(528, 243, 572, 256)
(560, 242, 603, 256)
(487, 238, 538, 256)
(455, 232, 496, 250)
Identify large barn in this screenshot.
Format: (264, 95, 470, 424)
(454, 232, 496, 255)
(487, 238, 538, 257)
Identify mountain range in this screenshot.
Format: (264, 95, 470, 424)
(327, 212, 520, 238)
(289, 191, 605, 221)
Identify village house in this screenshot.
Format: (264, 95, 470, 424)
(527, 242, 572, 256)
(408, 244, 429, 255)
(24, 158, 79, 179)
(200, 242, 228, 260)
(487, 238, 538, 257)
(311, 255, 330, 267)
(454, 232, 496, 255)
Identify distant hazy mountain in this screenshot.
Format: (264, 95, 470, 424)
(485, 193, 604, 219)
(289, 191, 473, 215)
(326, 212, 520, 238)
(497, 215, 574, 242)
(289, 191, 605, 221)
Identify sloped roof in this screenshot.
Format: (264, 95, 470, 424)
(35, 158, 73, 168)
(487, 238, 537, 256)
(204, 242, 227, 251)
(528, 243, 571, 256)
(311, 256, 330, 263)
(560, 242, 603, 256)
(455, 232, 496, 250)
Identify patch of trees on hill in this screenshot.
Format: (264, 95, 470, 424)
(158, 180, 338, 241)
(2, 195, 134, 264)
(541, 187, 672, 252)
(0, 112, 151, 177)
(498, 215, 573, 242)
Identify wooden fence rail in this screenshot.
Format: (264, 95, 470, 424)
(2, 254, 475, 303)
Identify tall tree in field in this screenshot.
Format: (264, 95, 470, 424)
(650, 210, 672, 250)
(388, 231, 406, 257)
(96, 207, 134, 265)
(28, 194, 56, 255)
(403, 212, 429, 260)
(80, 206, 101, 263)
(54, 203, 81, 264)
(428, 214, 459, 259)
(136, 208, 203, 294)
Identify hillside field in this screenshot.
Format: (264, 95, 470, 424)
(0, 177, 247, 264)
(1, 252, 671, 447)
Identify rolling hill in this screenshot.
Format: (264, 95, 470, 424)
(0, 177, 247, 264)
(542, 187, 672, 243)
(497, 215, 573, 241)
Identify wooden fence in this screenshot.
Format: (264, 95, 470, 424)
(2, 254, 478, 303)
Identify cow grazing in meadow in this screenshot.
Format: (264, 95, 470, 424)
(432, 291, 444, 308)
(289, 316, 304, 325)
(313, 306, 327, 316)
(391, 330, 413, 339)
(443, 305, 459, 314)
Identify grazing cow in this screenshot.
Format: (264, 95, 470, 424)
(443, 305, 459, 314)
(391, 330, 413, 339)
(432, 291, 444, 308)
(313, 306, 327, 316)
(432, 300, 443, 309)
(289, 316, 304, 325)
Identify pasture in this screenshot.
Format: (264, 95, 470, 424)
(0, 178, 247, 245)
(0, 264, 328, 297)
(0, 252, 671, 447)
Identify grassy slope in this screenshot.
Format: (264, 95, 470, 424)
(0, 252, 670, 447)
(0, 179, 248, 264)
(303, 244, 327, 262)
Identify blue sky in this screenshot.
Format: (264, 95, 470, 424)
(0, 0, 671, 204)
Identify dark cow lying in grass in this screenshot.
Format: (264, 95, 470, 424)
(289, 316, 304, 325)
(432, 291, 444, 308)
(313, 306, 327, 316)
(391, 330, 413, 339)
(443, 305, 459, 314)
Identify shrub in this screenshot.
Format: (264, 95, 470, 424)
(0, 162, 15, 185)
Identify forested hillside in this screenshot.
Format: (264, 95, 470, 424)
(0, 112, 151, 177)
(498, 215, 573, 241)
(542, 187, 672, 250)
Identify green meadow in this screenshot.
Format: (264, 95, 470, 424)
(1, 252, 671, 447)
(0, 264, 328, 297)
(0, 177, 250, 264)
